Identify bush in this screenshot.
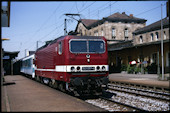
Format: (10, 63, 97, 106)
(121, 64, 127, 71)
(127, 64, 141, 74)
(134, 66, 141, 74)
(127, 64, 134, 74)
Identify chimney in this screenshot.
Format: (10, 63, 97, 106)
(122, 12, 125, 14)
(25, 49, 29, 57)
(129, 14, 133, 17)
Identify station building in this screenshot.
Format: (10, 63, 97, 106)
(108, 17, 169, 74)
(75, 12, 169, 74)
(75, 12, 146, 44)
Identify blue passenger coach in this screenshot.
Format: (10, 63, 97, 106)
(20, 54, 35, 78)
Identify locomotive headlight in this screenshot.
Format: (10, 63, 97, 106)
(77, 66, 81, 71)
(102, 66, 106, 71)
(71, 66, 75, 72)
(96, 66, 100, 71)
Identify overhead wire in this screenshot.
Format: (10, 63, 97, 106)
(20, 2, 64, 54)
(23, 2, 63, 45)
(83, 1, 117, 20)
(134, 3, 166, 16)
(87, 1, 110, 18)
(39, 23, 64, 41)
(75, 2, 79, 13)
(78, 1, 96, 13)
(21, 23, 64, 52)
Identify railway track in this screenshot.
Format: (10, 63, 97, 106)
(109, 81, 169, 93)
(84, 91, 148, 111)
(85, 89, 169, 111)
(103, 90, 149, 111)
(100, 95, 148, 111)
(107, 83, 170, 101)
(85, 84, 169, 112)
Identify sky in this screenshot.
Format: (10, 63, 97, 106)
(1, 1, 168, 59)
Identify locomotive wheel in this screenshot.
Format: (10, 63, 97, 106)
(35, 75, 40, 82)
(40, 77, 44, 84)
(49, 80, 53, 87)
(59, 83, 66, 92)
(49, 79, 58, 89)
(53, 81, 58, 89)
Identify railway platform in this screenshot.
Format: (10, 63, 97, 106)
(1, 75, 106, 112)
(109, 73, 169, 90)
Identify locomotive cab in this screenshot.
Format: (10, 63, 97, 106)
(65, 36, 109, 96)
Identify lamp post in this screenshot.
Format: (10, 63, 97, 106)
(161, 4, 164, 80)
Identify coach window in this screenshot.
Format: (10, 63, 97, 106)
(58, 42, 62, 55)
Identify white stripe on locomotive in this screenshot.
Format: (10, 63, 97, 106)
(35, 65, 109, 72)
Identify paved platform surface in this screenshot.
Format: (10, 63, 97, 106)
(1, 75, 106, 112)
(109, 73, 169, 89)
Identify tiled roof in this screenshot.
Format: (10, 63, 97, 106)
(108, 12, 143, 20)
(77, 12, 146, 30)
(106, 12, 146, 23)
(133, 17, 169, 35)
(80, 19, 98, 27)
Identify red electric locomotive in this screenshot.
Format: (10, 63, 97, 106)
(34, 35, 109, 96)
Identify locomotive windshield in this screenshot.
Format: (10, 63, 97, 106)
(70, 40, 105, 53)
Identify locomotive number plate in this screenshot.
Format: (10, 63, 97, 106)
(82, 67, 95, 70)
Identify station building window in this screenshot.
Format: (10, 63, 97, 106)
(94, 30, 98, 36)
(101, 28, 104, 36)
(112, 28, 116, 39)
(89, 32, 91, 36)
(84, 30, 87, 35)
(164, 31, 166, 39)
(155, 32, 159, 41)
(124, 28, 128, 40)
(140, 35, 143, 43)
(150, 33, 154, 41)
(151, 53, 157, 64)
(79, 29, 82, 36)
